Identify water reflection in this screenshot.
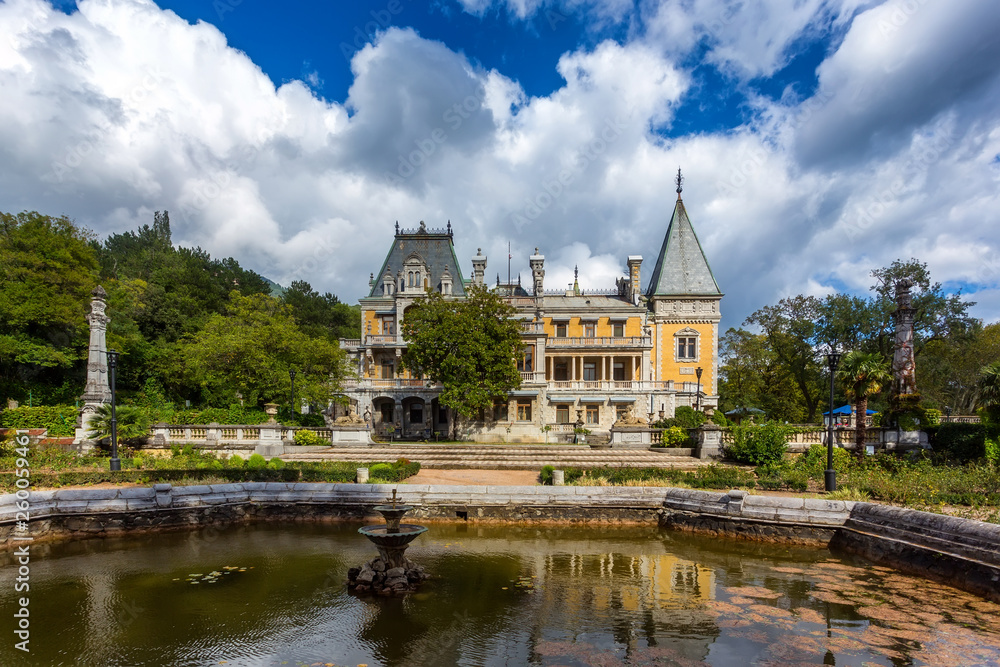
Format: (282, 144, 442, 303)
(1, 523, 998, 666)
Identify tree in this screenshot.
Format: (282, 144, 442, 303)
(718, 327, 806, 422)
(918, 322, 1000, 414)
(282, 280, 361, 341)
(0, 211, 98, 402)
(176, 292, 346, 408)
(979, 360, 1000, 423)
(401, 285, 523, 434)
(86, 403, 150, 446)
(838, 351, 892, 458)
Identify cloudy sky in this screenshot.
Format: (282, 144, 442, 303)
(2, 0, 998, 330)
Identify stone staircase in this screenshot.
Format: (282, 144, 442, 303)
(280, 444, 706, 470)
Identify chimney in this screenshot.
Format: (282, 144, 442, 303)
(627, 256, 642, 301)
(471, 248, 487, 286)
(529, 247, 545, 296)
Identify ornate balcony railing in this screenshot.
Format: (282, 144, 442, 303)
(520, 321, 545, 334)
(548, 380, 675, 391)
(546, 336, 651, 348)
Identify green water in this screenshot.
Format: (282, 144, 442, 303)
(2, 522, 998, 666)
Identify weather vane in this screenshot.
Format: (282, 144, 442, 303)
(675, 167, 683, 195)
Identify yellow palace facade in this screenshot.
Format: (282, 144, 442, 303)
(339, 183, 723, 442)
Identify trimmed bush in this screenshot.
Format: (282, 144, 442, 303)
(247, 453, 267, 469)
(1, 405, 78, 436)
(293, 429, 327, 446)
(725, 421, 791, 466)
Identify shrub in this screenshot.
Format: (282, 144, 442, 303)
(266, 458, 285, 470)
(658, 426, 690, 448)
(930, 423, 995, 463)
(0, 405, 78, 436)
(293, 429, 327, 446)
(247, 453, 267, 469)
(710, 411, 729, 427)
(369, 463, 393, 478)
(227, 455, 245, 467)
(794, 444, 856, 479)
(540, 465, 554, 485)
(725, 421, 791, 466)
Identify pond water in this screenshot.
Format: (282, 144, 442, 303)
(2, 522, 999, 666)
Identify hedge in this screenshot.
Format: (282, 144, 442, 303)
(1, 405, 78, 436)
(928, 423, 1000, 463)
(0, 460, 421, 492)
(540, 464, 757, 489)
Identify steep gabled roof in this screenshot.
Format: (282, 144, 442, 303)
(365, 225, 467, 298)
(646, 197, 721, 297)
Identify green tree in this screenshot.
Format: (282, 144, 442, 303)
(86, 403, 151, 445)
(282, 280, 361, 341)
(176, 292, 346, 408)
(979, 360, 1000, 423)
(401, 285, 523, 435)
(838, 351, 892, 458)
(0, 211, 98, 402)
(918, 322, 1000, 414)
(718, 327, 806, 422)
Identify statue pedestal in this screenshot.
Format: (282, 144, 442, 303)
(609, 426, 652, 448)
(255, 423, 284, 457)
(331, 425, 374, 447)
(694, 423, 723, 459)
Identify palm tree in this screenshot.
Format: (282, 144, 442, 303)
(87, 403, 150, 446)
(838, 351, 892, 458)
(979, 360, 1000, 422)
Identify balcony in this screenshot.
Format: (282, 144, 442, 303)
(519, 371, 545, 383)
(342, 378, 439, 390)
(365, 334, 401, 346)
(546, 336, 652, 348)
(547, 380, 675, 391)
(504, 297, 538, 307)
(520, 321, 545, 334)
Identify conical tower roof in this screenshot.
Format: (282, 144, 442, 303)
(645, 180, 721, 298)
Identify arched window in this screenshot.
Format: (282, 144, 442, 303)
(415, 271, 421, 287)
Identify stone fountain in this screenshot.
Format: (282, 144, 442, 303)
(348, 489, 429, 595)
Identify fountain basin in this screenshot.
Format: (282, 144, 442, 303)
(371, 504, 414, 533)
(357, 524, 427, 546)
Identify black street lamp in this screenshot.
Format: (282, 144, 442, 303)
(944, 406, 952, 421)
(107, 349, 121, 472)
(825, 349, 842, 492)
(695, 367, 703, 412)
(289, 368, 297, 416)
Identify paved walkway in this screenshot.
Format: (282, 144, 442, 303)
(405, 468, 541, 485)
(281, 443, 709, 470)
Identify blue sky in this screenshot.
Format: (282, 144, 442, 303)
(1, 0, 999, 330)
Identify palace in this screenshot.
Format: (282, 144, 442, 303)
(338, 175, 722, 442)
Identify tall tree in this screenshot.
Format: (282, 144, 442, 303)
(176, 292, 346, 408)
(838, 351, 892, 458)
(918, 322, 1000, 414)
(282, 280, 361, 341)
(979, 360, 1000, 423)
(718, 328, 806, 422)
(401, 285, 523, 434)
(0, 211, 98, 402)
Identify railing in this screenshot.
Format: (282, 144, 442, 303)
(546, 336, 651, 348)
(520, 371, 545, 382)
(520, 321, 545, 334)
(547, 380, 675, 391)
(340, 339, 362, 349)
(365, 334, 399, 345)
(342, 378, 438, 389)
(150, 424, 330, 446)
(941, 416, 981, 423)
(504, 297, 537, 307)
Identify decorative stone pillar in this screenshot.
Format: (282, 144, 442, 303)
(694, 421, 723, 459)
(74, 286, 112, 448)
(892, 279, 917, 396)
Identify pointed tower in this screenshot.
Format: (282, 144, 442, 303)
(646, 169, 723, 405)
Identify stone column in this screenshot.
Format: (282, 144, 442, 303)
(74, 286, 112, 447)
(892, 279, 917, 396)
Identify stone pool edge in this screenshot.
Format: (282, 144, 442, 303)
(1, 483, 997, 601)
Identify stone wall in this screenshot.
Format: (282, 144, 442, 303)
(1, 483, 996, 601)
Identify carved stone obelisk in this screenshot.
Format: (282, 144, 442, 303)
(74, 286, 112, 448)
(891, 279, 917, 397)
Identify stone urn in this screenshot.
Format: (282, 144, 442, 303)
(264, 403, 279, 424)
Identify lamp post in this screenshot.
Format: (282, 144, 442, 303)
(695, 367, 703, 412)
(825, 349, 842, 492)
(289, 368, 297, 416)
(944, 405, 952, 422)
(107, 349, 121, 472)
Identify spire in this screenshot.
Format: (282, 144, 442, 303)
(573, 265, 580, 295)
(646, 179, 721, 298)
(447, 219, 452, 236)
(395, 220, 400, 235)
(675, 167, 683, 200)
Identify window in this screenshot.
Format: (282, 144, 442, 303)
(493, 401, 509, 421)
(612, 322, 625, 337)
(382, 317, 395, 335)
(678, 337, 697, 359)
(586, 404, 600, 425)
(380, 403, 394, 424)
(556, 405, 570, 424)
(555, 323, 568, 337)
(410, 404, 423, 424)
(583, 323, 595, 337)
(554, 361, 569, 381)
(613, 361, 625, 381)
(583, 362, 597, 381)
(381, 361, 394, 378)
(518, 347, 533, 372)
(517, 400, 532, 421)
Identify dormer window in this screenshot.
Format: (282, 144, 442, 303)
(401, 252, 428, 294)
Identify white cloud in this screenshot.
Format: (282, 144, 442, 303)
(0, 0, 997, 333)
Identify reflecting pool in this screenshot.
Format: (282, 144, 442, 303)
(2, 522, 999, 666)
